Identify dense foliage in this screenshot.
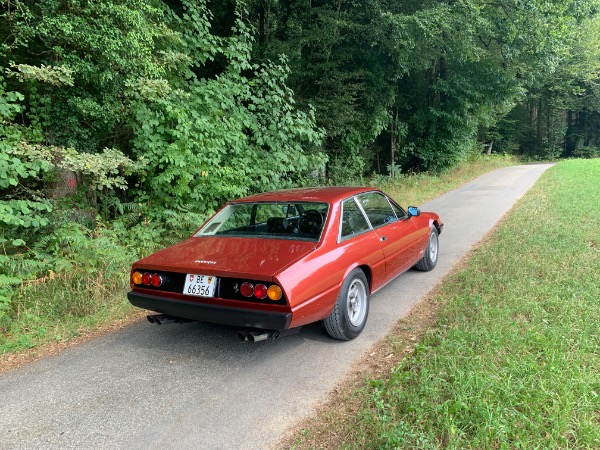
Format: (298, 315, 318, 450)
(1, 0, 600, 326)
(244, 0, 600, 173)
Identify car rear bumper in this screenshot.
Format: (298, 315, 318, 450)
(127, 291, 292, 330)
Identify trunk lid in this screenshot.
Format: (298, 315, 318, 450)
(134, 236, 316, 279)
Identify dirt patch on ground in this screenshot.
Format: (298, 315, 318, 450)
(0, 309, 147, 374)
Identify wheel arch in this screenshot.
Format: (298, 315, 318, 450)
(340, 263, 373, 294)
(432, 219, 443, 235)
(356, 264, 373, 293)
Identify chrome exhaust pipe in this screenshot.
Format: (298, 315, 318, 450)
(147, 314, 193, 325)
(147, 314, 176, 325)
(238, 330, 283, 343)
(246, 331, 272, 342)
(237, 328, 301, 342)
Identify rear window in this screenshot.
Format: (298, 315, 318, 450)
(196, 202, 329, 241)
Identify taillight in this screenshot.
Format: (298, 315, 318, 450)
(253, 284, 268, 299)
(267, 285, 282, 301)
(132, 271, 143, 285)
(238, 281, 283, 301)
(151, 273, 164, 287)
(133, 271, 165, 288)
(142, 272, 152, 285)
(240, 282, 254, 297)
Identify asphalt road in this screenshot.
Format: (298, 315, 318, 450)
(0, 164, 553, 450)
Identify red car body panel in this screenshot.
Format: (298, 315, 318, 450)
(133, 236, 316, 281)
(128, 187, 442, 331)
(279, 230, 386, 327)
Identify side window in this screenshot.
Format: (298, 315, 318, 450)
(356, 192, 396, 228)
(340, 198, 371, 239)
(389, 199, 407, 219)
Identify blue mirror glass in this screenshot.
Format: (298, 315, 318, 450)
(407, 206, 420, 217)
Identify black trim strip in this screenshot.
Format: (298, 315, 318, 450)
(127, 292, 292, 330)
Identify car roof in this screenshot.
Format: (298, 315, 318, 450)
(232, 187, 380, 204)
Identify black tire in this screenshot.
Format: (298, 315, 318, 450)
(414, 227, 439, 271)
(324, 268, 370, 340)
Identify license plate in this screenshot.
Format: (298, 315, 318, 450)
(183, 274, 217, 297)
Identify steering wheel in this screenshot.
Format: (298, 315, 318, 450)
(298, 209, 324, 234)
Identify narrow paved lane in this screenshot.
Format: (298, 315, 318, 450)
(0, 164, 552, 450)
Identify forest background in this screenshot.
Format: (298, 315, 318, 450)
(1, 0, 600, 344)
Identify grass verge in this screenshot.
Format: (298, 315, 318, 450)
(286, 158, 600, 449)
(0, 154, 518, 366)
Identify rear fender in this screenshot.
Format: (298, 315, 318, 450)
(287, 262, 373, 328)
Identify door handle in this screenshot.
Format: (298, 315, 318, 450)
(380, 236, 387, 242)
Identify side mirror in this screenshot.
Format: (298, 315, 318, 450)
(407, 206, 420, 217)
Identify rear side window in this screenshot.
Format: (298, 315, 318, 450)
(356, 192, 396, 228)
(340, 198, 371, 239)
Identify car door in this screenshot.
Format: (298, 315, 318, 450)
(355, 192, 420, 280)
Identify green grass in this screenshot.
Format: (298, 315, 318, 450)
(0, 154, 518, 357)
(292, 159, 600, 449)
(1, 257, 135, 355)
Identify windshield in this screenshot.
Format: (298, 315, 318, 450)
(196, 202, 329, 241)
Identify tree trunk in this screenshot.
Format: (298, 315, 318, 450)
(530, 99, 538, 129)
(390, 110, 398, 178)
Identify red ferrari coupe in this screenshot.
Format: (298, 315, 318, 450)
(128, 187, 443, 341)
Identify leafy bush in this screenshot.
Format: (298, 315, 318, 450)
(573, 146, 599, 159)
(129, 2, 325, 217)
(0, 73, 142, 324)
